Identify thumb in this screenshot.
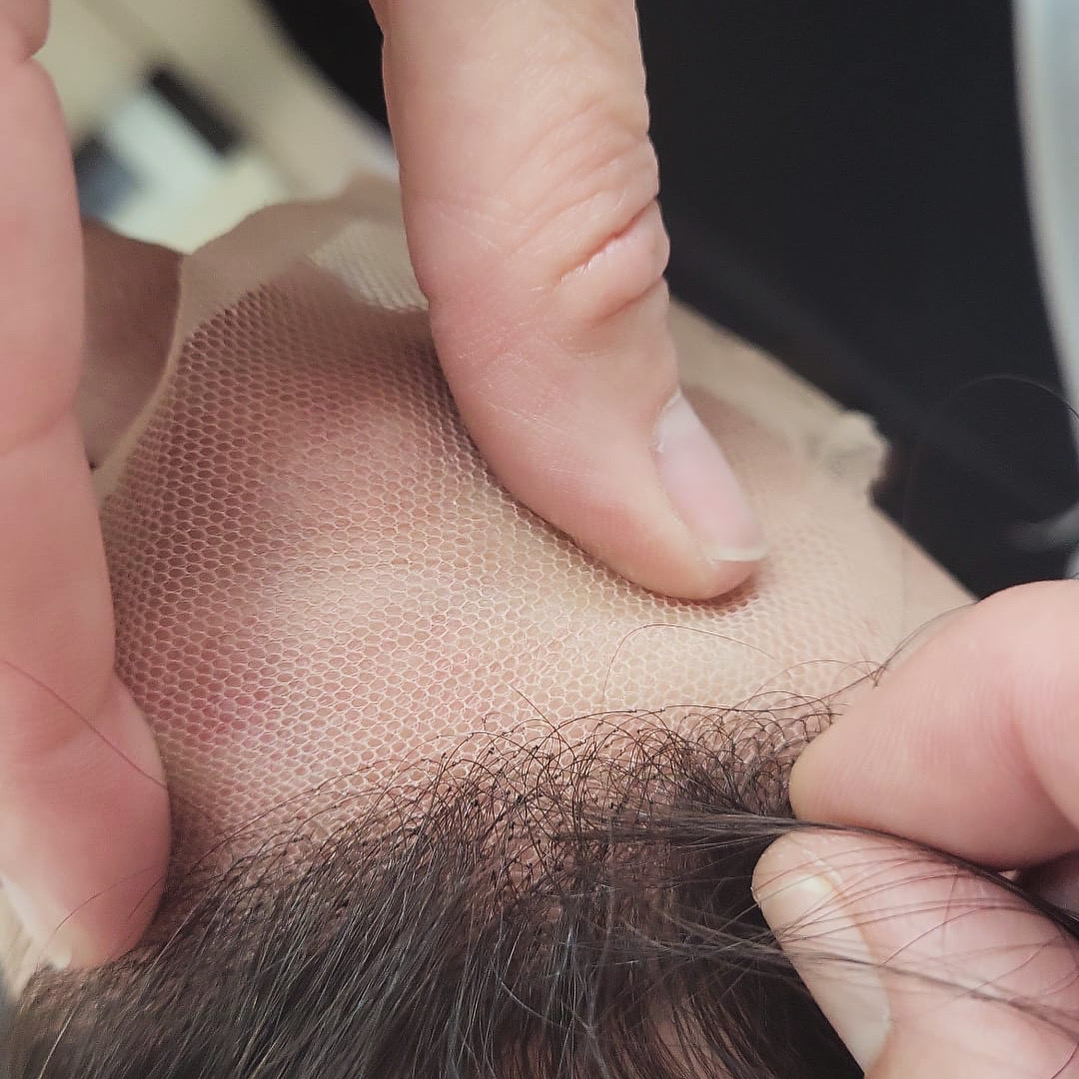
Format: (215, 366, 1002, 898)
(754, 831, 1079, 1077)
(373, 0, 764, 599)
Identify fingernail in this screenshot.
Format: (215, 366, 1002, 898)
(1, 877, 73, 970)
(653, 391, 766, 563)
(754, 859, 890, 1071)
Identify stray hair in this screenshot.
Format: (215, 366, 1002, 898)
(4, 706, 1078, 1079)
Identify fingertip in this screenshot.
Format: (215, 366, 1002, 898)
(528, 417, 766, 603)
(787, 731, 834, 821)
(2, 860, 164, 971)
(0, 2, 49, 64)
(697, 552, 762, 597)
(758, 831, 1079, 1079)
(0, 676, 170, 970)
(752, 833, 891, 1073)
(590, 535, 763, 603)
(787, 580, 1079, 864)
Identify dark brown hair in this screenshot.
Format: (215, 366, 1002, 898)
(4, 707, 1076, 1079)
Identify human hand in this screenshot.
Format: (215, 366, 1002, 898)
(754, 581, 1079, 1076)
(1, 0, 763, 969)
(370, 0, 765, 599)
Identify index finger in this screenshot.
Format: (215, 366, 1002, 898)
(791, 580, 1079, 868)
(0, 4, 168, 967)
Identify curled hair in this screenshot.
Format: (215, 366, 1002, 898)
(4, 707, 1077, 1079)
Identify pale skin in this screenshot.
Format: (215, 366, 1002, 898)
(4, 2, 1079, 1074)
(1, 0, 763, 978)
(756, 580, 1079, 1076)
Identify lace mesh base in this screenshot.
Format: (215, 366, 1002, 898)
(98, 183, 968, 873)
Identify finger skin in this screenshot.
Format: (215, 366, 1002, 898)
(755, 831, 1079, 1077)
(373, 0, 763, 599)
(0, 0, 46, 64)
(791, 580, 1079, 869)
(0, 11, 169, 965)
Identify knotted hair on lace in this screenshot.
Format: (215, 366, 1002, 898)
(5, 706, 1078, 1079)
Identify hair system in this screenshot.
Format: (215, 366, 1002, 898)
(6, 707, 1079, 1079)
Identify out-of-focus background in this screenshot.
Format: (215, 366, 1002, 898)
(39, 0, 394, 251)
(40, 0, 1079, 597)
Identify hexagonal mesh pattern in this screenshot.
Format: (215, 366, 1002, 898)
(99, 202, 965, 875)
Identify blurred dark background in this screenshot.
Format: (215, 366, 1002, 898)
(262, 0, 1078, 597)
